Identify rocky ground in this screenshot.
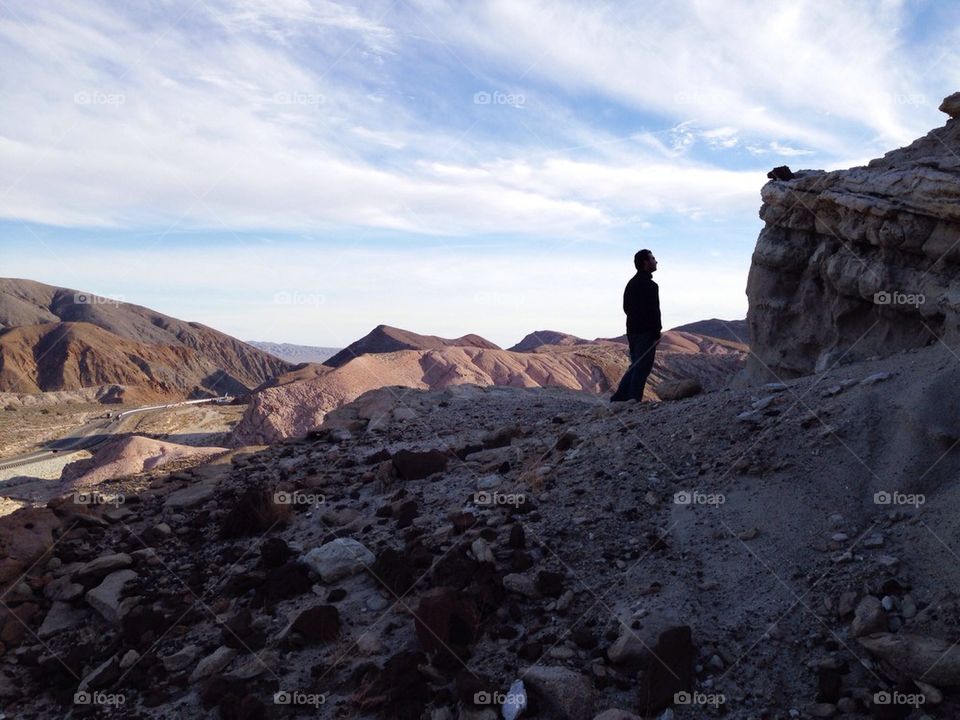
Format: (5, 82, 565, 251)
(2, 342, 960, 719)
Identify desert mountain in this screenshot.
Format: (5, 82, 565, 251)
(0, 278, 290, 400)
(245, 341, 341, 365)
(324, 324, 501, 368)
(232, 324, 748, 444)
(671, 318, 749, 346)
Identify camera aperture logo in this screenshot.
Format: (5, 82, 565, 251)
(74, 490, 125, 507)
(674, 690, 725, 707)
(273, 690, 326, 707)
(74, 690, 125, 706)
(874, 290, 924, 307)
(473, 490, 525, 507)
(874, 490, 925, 508)
(274, 490, 325, 507)
(674, 490, 725, 506)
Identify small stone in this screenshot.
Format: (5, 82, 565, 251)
(863, 534, 884, 548)
(164, 480, 217, 509)
(523, 666, 594, 720)
(85, 569, 138, 624)
(860, 372, 892, 386)
(119, 649, 140, 671)
(188, 646, 237, 682)
(74, 553, 132, 579)
(37, 601, 88, 638)
(901, 594, 917, 618)
(850, 596, 886, 637)
(807, 702, 836, 717)
(162, 644, 198, 672)
(503, 573, 539, 598)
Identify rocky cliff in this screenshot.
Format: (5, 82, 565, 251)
(745, 91, 960, 382)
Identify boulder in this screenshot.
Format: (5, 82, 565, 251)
(302, 538, 374, 582)
(38, 601, 88, 639)
(392, 448, 449, 480)
(850, 596, 886, 638)
(523, 666, 594, 720)
(858, 633, 960, 687)
(74, 552, 133, 579)
(940, 91, 960, 118)
(0, 507, 61, 587)
(85, 569, 137, 624)
(188, 646, 237, 682)
(656, 379, 703, 401)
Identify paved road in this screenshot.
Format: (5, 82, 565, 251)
(0, 397, 231, 472)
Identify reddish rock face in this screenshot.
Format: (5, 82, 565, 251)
(0, 507, 61, 588)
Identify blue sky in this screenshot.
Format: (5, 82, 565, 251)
(1, 0, 958, 347)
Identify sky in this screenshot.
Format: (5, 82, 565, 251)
(1, 0, 958, 348)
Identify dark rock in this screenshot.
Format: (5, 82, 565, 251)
(537, 571, 565, 598)
(636, 626, 695, 716)
(260, 538, 292, 569)
(371, 548, 416, 596)
(222, 609, 266, 651)
(219, 488, 289, 539)
(767, 165, 794, 181)
(356, 651, 431, 720)
(392, 449, 448, 480)
(290, 605, 340, 644)
(414, 588, 479, 660)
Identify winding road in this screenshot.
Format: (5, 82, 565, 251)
(0, 396, 232, 472)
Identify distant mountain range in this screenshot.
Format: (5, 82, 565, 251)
(245, 341, 341, 365)
(232, 322, 749, 443)
(0, 278, 289, 402)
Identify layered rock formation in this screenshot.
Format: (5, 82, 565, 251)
(0, 278, 289, 399)
(745, 92, 960, 381)
(231, 326, 748, 444)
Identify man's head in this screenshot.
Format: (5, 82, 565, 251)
(634, 249, 658, 273)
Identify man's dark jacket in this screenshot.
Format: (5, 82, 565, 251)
(623, 271, 662, 335)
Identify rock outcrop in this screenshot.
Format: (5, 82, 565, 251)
(745, 92, 960, 381)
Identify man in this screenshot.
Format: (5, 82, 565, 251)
(611, 249, 661, 402)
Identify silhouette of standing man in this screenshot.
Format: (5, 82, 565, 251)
(611, 249, 661, 402)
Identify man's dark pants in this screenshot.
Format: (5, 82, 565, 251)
(611, 331, 658, 402)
